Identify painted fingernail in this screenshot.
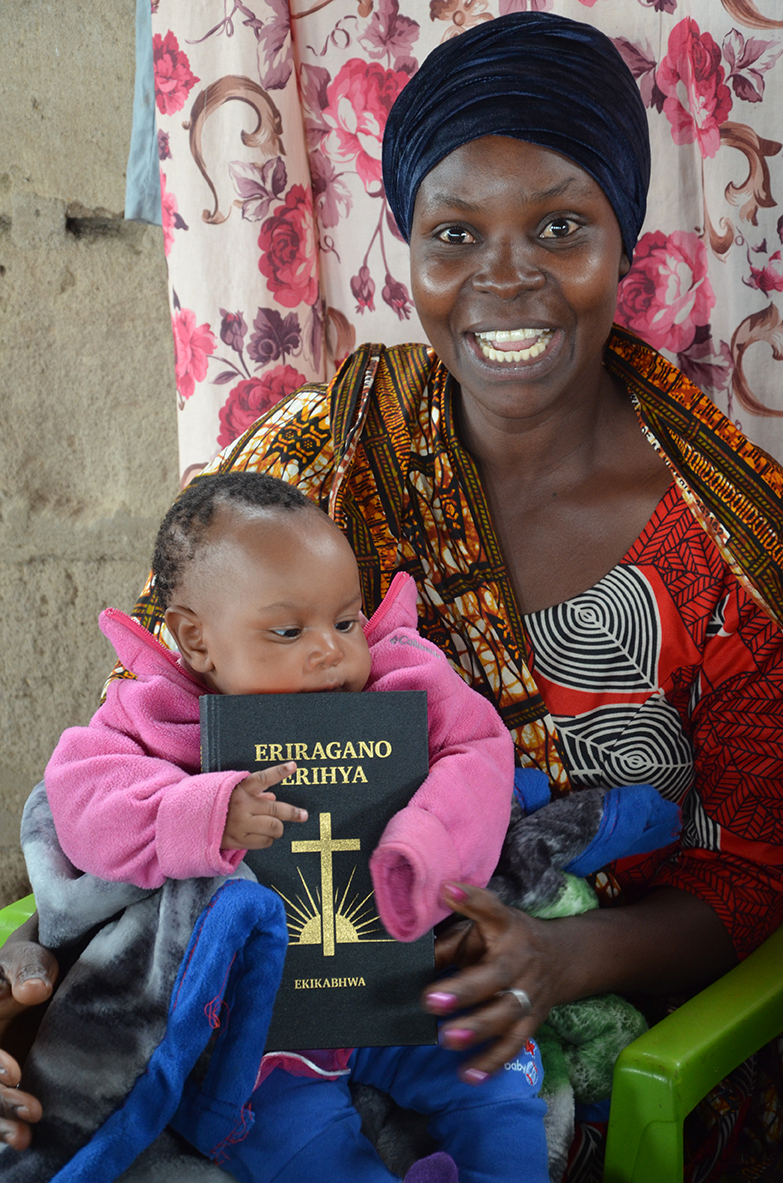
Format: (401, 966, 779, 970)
(427, 991, 459, 1012)
(444, 882, 469, 903)
(462, 1068, 489, 1086)
(440, 1027, 474, 1047)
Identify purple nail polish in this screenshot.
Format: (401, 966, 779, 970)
(462, 1068, 489, 1086)
(427, 991, 458, 1012)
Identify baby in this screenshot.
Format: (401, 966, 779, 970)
(45, 472, 548, 1183)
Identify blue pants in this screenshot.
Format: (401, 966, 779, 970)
(218, 1041, 548, 1183)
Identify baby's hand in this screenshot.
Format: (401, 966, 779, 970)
(222, 764, 307, 850)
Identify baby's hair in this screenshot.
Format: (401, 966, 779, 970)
(152, 472, 316, 608)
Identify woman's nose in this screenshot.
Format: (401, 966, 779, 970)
(473, 239, 544, 298)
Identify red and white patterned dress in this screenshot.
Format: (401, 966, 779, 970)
(525, 482, 783, 959)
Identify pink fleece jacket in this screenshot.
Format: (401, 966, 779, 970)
(46, 573, 513, 942)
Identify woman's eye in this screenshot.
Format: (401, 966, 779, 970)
(437, 226, 475, 246)
(541, 218, 578, 240)
(271, 627, 301, 639)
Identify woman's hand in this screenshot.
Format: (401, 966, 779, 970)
(424, 881, 738, 1083)
(424, 883, 561, 1081)
(0, 916, 58, 1148)
(0, 1049, 42, 1150)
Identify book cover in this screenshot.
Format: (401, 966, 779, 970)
(200, 690, 437, 1050)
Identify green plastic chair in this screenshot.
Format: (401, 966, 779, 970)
(0, 895, 781, 1182)
(604, 922, 783, 1183)
(0, 893, 36, 947)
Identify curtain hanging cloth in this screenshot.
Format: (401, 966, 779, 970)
(140, 0, 783, 481)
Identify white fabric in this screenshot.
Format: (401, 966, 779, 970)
(148, 0, 783, 477)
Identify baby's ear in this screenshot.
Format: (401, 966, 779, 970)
(165, 605, 213, 674)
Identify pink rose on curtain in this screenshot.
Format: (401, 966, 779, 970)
(160, 172, 178, 257)
(258, 185, 319, 309)
(657, 19, 732, 158)
(217, 364, 307, 447)
(615, 230, 716, 354)
(172, 308, 216, 406)
(322, 59, 410, 192)
(153, 31, 199, 117)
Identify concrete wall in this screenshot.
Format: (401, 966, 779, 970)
(0, 2, 179, 905)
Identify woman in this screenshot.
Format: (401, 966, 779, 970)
(3, 12, 783, 1179)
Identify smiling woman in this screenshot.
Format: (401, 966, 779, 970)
(3, 10, 783, 1183)
(408, 135, 673, 615)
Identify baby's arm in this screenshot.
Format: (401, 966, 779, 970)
(367, 627, 514, 942)
(46, 687, 302, 888)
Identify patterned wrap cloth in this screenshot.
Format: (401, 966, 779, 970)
(128, 328, 783, 1182)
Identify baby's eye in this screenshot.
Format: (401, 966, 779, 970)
(437, 226, 476, 246)
(270, 627, 301, 639)
(335, 619, 357, 633)
(540, 218, 579, 240)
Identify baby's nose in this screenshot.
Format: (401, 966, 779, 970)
(315, 631, 342, 664)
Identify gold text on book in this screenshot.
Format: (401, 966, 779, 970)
(255, 740, 393, 762)
(294, 977, 367, 989)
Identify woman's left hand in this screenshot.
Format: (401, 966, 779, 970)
(0, 915, 58, 1148)
(0, 1048, 42, 1150)
(424, 882, 563, 1081)
(425, 879, 740, 1083)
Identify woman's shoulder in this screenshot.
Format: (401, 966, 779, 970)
(200, 342, 439, 508)
(608, 326, 783, 488)
(607, 325, 783, 629)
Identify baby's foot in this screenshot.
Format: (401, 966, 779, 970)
(404, 1151, 458, 1183)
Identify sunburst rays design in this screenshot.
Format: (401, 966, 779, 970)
(272, 865, 393, 948)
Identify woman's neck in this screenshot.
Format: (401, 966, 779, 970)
(454, 361, 625, 490)
(452, 366, 673, 614)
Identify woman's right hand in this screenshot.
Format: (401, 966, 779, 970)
(0, 918, 58, 1148)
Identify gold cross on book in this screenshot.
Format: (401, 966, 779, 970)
(291, 813, 361, 956)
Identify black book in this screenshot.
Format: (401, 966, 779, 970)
(200, 690, 437, 1051)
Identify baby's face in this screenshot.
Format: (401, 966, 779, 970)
(187, 507, 372, 697)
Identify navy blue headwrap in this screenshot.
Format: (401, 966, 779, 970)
(382, 12, 650, 259)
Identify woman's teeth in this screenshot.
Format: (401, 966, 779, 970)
(474, 328, 553, 363)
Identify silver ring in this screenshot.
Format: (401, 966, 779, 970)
(496, 987, 532, 1016)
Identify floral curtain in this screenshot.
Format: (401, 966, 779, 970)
(148, 0, 783, 482)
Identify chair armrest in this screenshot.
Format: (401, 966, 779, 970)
(0, 894, 37, 948)
(604, 924, 783, 1183)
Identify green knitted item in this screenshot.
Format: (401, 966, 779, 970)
(542, 995, 648, 1103)
(528, 873, 599, 920)
(528, 874, 648, 1104)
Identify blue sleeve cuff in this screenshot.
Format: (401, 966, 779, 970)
(564, 785, 681, 877)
